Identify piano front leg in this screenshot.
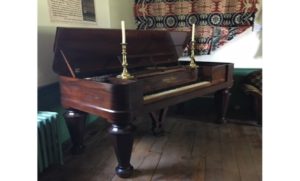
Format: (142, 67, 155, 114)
(215, 88, 231, 124)
(109, 120, 135, 178)
(63, 109, 87, 154)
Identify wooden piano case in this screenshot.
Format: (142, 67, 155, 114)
(52, 27, 234, 178)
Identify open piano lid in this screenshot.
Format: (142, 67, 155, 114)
(53, 27, 189, 78)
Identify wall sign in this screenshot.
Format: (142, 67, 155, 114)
(48, 0, 96, 24)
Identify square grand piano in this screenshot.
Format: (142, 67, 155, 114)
(52, 27, 234, 178)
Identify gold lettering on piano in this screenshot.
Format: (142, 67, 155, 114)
(162, 77, 177, 84)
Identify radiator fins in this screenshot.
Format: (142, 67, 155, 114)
(38, 111, 63, 173)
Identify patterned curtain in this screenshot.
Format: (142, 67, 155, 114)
(134, 0, 258, 55)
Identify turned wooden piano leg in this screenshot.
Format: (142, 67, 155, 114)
(63, 109, 87, 154)
(215, 89, 231, 124)
(149, 107, 168, 136)
(109, 121, 135, 178)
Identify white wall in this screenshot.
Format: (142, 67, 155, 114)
(179, 26, 262, 68)
(109, 0, 136, 29)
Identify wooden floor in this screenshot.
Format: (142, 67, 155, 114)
(39, 113, 262, 181)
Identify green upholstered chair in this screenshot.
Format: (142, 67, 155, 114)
(242, 70, 262, 125)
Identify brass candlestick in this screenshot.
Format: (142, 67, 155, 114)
(117, 43, 134, 80)
(189, 41, 199, 69)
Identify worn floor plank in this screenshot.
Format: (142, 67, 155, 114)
(151, 119, 200, 181)
(39, 115, 262, 181)
(191, 121, 207, 181)
(220, 124, 241, 181)
(204, 124, 223, 181)
(230, 124, 260, 181)
(242, 126, 262, 181)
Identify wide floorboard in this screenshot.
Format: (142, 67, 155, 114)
(39, 114, 262, 181)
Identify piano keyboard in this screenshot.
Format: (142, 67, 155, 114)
(143, 81, 211, 104)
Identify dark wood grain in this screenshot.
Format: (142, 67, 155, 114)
(191, 120, 208, 181)
(242, 126, 262, 181)
(230, 124, 260, 181)
(204, 124, 223, 181)
(39, 116, 262, 181)
(108, 121, 135, 178)
(219, 124, 240, 181)
(215, 89, 231, 124)
(151, 120, 199, 181)
(63, 109, 87, 154)
(53, 28, 187, 77)
(52, 28, 234, 178)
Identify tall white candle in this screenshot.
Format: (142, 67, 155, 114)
(191, 24, 195, 41)
(121, 20, 126, 43)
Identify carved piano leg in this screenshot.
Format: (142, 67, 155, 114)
(149, 107, 168, 136)
(109, 121, 135, 178)
(63, 109, 87, 154)
(215, 89, 231, 124)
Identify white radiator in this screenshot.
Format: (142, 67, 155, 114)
(38, 111, 63, 173)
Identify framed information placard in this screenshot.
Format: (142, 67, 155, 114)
(48, 0, 96, 24)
